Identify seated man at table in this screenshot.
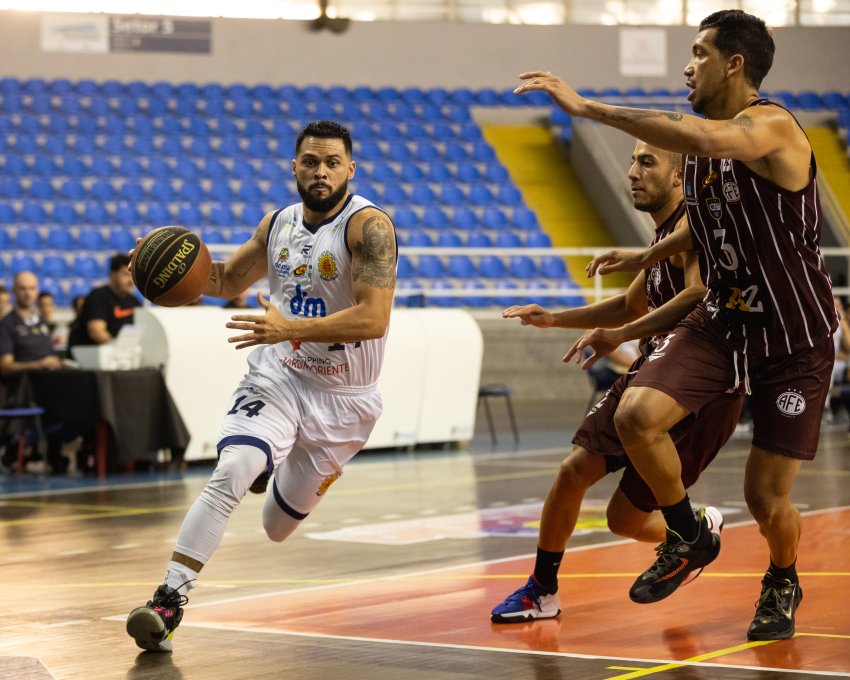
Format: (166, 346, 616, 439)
(0, 271, 70, 473)
(68, 254, 141, 353)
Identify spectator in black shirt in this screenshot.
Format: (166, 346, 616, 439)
(68, 254, 140, 352)
(0, 285, 11, 320)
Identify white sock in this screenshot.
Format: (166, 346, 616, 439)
(163, 561, 198, 596)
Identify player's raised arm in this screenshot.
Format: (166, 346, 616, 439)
(586, 226, 693, 277)
(205, 211, 274, 299)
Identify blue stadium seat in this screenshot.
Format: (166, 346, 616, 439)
(32, 155, 59, 176)
(118, 157, 144, 177)
(443, 142, 469, 163)
(47, 226, 74, 250)
(418, 255, 446, 279)
(405, 121, 429, 141)
(175, 158, 200, 180)
(391, 207, 418, 230)
(59, 179, 86, 201)
(115, 202, 141, 226)
(241, 205, 266, 226)
(354, 181, 380, 203)
(466, 231, 493, 248)
(399, 164, 424, 183)
(0, 202, 16, 222)
(178, 180, 204, 202)
(514, 207, 540, 231)
(16, 227, 42, 249)
(456, 162, 481, 183)
(258, 159, 285, 181)
(150, 180, 176, 203)
(541, 256, 568, 279)
(41, 255, 68, 278)
(498, 185, 523, 206)
(0, 179, 24, 199)
(177, 204, 204, 227)
(20, 202, 46, 224)
(90, 179, 116, 201)
(463, 281, 492, 308)
(119, 181, 146, 202)
(452, 207, 477, 231)
(411, 183, 437, 205)
(496, 231, 522, 248)
(146, 204, 173, 225)
(11, 252, 37, 275)
(475, 88, 501, 106)
(372, 165, 399, 183)
(469, 184, 495, 206)
(396, 255, 415, 280)
(448, 255, 476, 279)
(450, 88, 475, 106)
(436, 231, 462, 248)
(415, 141, 441, 162)
(381, 184, 409, 204)
(407, 230, 434, 248)
(73, 254, 100, 278)
(510, 255, 538, 279)
(90, 157, 116, 177)
(219, 229, 248, 248)
(29, 178, 54, 200)
(217, 137, 242, 157)
(822, 91, 847, 109)
(238, 181, 263, 203)
(51, 203, 78, 226)
(199, 227, 226, 245)
(479, 255, 507, 279)
(440, 185, 466, 206)
(78, 227, 105, 250)
(429, 280, 457, 308)
(482, 206, 508, 230)
(109, 229, 137, 252)
(82, 203, 110, 226)
(208, 204, 235, 228)
(494, 281, 520, 308)
(246, 138, 272, 157)
(100, 135, 124, 155)
(387, 141, 413, 162)
(422, 206, 449, 230)
(795, 91, 822, 110)
(231, 159, 256, 180)
(472, 141, 497, 162)
(446, 105, 472, 124)
(2, 155, 27, 176)
(203, 158, 229, 180)
(208, 180, 234, 202)
(432, 122, 457, 142)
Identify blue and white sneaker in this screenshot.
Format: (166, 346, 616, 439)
(491, 575, 561, 623)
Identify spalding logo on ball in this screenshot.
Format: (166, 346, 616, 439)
(131, 226, 212, 307)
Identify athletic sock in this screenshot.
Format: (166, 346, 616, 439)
(768, 558, 798, 583)
(163, 560, 199, 596)
(533, 547, 564, 594)
(660, 494, 700, 543)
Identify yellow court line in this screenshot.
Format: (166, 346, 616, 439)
(0, 499, 155, 512)
(796, 632, 850, 640)
(607, 667, 643, 671)
(604, 640, 776, 679)
(0, 504, 188, 527)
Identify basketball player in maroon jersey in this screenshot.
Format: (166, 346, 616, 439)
(514, 10, 836, 640)
(491, 141, 741, 623)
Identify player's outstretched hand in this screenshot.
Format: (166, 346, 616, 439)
(502, 304, 555, 328)
(226, 292, 290, 350)
(585, 249, 646, 277)
(563, 327, 623, 368)
(515, 71, 586, 117)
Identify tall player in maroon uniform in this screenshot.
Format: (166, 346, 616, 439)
(515, 10, 836, 640)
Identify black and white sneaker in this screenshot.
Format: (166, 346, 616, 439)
(747, 574, 802, 641)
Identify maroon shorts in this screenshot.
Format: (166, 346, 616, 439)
(630, 309, 834, 461)
(572, 356, 743, 512)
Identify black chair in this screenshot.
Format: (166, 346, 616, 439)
(0, 404, 46, 472)
(477, 384, 519, 447)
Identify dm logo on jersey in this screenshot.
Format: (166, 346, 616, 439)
(705, 197, 723, 219)
(722, 181, 741, 202)
(316, 471, 342, 497)
(702, 171, 718, 186)
(777, 390, 806, 417)
(289, 284, 327, 317)
(274, 248, 291, 277)
(317, 251, 339, 281)
(294, 263, 308, 276)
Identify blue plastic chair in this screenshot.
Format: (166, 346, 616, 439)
(456, 162, 481, 183)
(229, 227, 253, 245)
(396, 255, 415, 280)
(452, 207, 477, 231)
(32, 155, 59, 176)
(399, 164, 425, 183)
(443, 142, 469, 163)
(210, 204, 237, 227)
(119, 181, 146, 203)
(90, 180, 116, 201)
(391, 207, 418, 230)
(109, 229, 137, 252)
(82, 203, 110, 226)
(115, 202, 141, 227)
(0, 180, 24, 200)
(482, 206, 508, 230)
(178, 181, 205, 203)
(466, 231, 493, 249)
(469, 184, 496, 206)
(541, 256, 568, 279)
(28, 179, 54, 200)
(177, 204, 204, 227)
(418, 255, 446, 279)
(241, 205, 266, 226)
(78, 227, 106, 250)
(208, 180, 234, 203)
(513, 207, 540, 231)
(415, 142, 441, 162)
(381, 184, 410, 205)
(16, 227, 42, 249)
(146, 204, 173, 226)
(407, 231, 434, 248)
(440, 185, 466, 206)
(422, 206, 449, 230)
(436, 231, 462, 248)
(479, 255, 507, 279)
(411, 183, 437, 206)
(11, 252, 37, 275)
(118, 157, 144, 178)
(90, 157, 116, 178)
(428, 280, 457, 308)
(47, 226, 74, 250)
(238, 181, 263, 203)
(496, 231, 522, 248)
(20, 203, 46, 224)
(203, 158, 228, 180)
(510, 255, 538, 279)
(175, 158, 200, 180)
(150, 180, 176, 203)
(463, 280, 492, 308)
(448, 255, 476, 279)
(51, 203, 78, 226)
(498, 185, 523, 206)
(199, 227, 226, 245)
(41, 255, 68, 278)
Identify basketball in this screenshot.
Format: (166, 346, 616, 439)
(131, 226, 212, 307)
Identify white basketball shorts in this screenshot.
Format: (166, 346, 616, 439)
(218, 345, 382, 515)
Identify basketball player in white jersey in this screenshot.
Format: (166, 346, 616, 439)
(126, 120, 397, 652)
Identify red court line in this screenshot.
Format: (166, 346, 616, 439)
(187, 509, 850, 675)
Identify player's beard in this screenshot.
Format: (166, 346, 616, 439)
(297, 179, 349, 213)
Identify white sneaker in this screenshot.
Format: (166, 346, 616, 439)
(680, 506, 723, 588)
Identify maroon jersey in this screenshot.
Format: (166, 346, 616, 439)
(685, 99, 837, 357)
(640, 201, 687, 356)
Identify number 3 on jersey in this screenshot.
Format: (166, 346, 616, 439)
(227, 395, 266, 418)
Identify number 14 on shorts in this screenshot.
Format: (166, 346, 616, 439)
(227, 395, 267, 418)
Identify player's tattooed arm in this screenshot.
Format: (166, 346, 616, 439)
(352, 214, 397, 290)
(209, 262, 225, 295)
(206, 211, 273, 298)
(597, 108, 684, 125)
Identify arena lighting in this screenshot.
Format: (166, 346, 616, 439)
(309, 0, 351, 33)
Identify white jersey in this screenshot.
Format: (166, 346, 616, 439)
(267, 194, 388, 389)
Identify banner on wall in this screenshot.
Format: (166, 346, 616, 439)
(42, 15, 211, 54)
(619, 28, 667, 77)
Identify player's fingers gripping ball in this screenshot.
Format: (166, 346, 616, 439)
(131, 226, 212, 307)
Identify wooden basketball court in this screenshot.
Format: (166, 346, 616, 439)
(1, 408, 848, 680)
